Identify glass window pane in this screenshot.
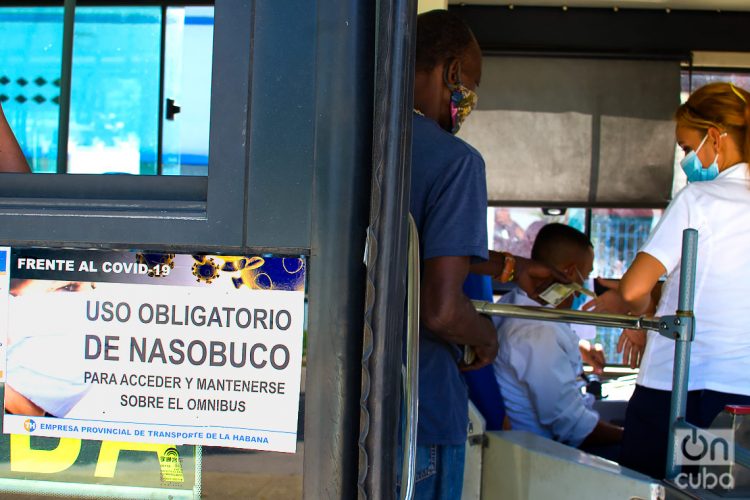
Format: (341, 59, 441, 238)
(162, 6, 214, 176)
(0, 8, 63, 174)
(68, 7, 161, 175)
(202, 289, 304, 499)
(591, 208, 662, 279)
(591, 208, 663, 364)
(488, 207, 586, 258)
(1, 6, 214, 177)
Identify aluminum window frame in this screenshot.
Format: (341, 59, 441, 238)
(0, 0, 313, 253)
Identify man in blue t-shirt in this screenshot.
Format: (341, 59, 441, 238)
(406, 11, 563, 499)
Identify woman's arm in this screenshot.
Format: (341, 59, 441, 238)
(0, 102, 31, 173)
(585, 253, 665, 315)
(618, 252, 666, 314)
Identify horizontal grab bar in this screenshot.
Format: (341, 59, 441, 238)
(472, 300, 663, 332)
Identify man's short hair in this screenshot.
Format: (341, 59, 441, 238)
(416, 10, 476, 72)
(531, 223, 592, 267)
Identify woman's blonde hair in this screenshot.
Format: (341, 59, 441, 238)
(675, 82, 750, 164)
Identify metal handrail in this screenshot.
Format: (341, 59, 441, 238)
(400, 214, 420, 500)
(473, 301, 664, 332)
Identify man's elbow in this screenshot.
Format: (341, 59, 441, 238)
(422, 301, 461, 335)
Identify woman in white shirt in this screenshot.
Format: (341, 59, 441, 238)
(588, 82, 750, 478)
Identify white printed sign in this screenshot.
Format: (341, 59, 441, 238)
(3, 250, 306, 453)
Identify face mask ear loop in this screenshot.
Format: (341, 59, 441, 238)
(713, 131, 728, 167)
(695, 133, 709, 154)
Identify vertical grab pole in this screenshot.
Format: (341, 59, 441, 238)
(665, 228, 699, 479)
(401, 214, 420, 500)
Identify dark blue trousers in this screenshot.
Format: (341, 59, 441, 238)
(620, 384, 750, 479)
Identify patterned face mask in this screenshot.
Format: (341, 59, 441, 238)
(444, 63, 478, 134)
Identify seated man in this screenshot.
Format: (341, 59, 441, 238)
(493, 223, 623, 455)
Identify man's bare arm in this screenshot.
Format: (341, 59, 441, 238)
(0, 102, 31, 173)
(422, 255, 498, 369)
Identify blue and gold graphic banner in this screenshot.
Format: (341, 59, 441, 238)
(10, 249, 305, 291)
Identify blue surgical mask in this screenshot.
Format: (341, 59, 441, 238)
(571, 270, 592, 310)
(571, 292, 587, 311)
(680, 133, 720, 183)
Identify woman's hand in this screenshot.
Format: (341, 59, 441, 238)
(617, 329, 647, 368)
(582, 278, 630, 314)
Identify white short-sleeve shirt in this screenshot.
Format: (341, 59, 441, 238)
(638, 163, 750, 396)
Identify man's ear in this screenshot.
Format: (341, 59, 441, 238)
(445, 58, 461, 86)
(561, 263, 577, 281)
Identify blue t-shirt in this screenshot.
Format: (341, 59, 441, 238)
(462, 273, 506, 431)
(410, 113, 489, 445)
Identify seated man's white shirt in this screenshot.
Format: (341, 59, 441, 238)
(493, 288, 598, 447)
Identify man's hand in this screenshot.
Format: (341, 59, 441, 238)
(422, 256, 499, 354)
(582, 278, 630, 314)
(461, 329, 499, 372)
(578, 339, 606, 375)
(617, 329, 647, 368)
(514, 256, 570, 301)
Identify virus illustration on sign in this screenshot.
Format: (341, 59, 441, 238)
(191, 255, 221, 284)
(135, 253, 175, 278)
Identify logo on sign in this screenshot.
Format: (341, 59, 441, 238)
(674, 427, 736, 491)
(23, 419, 36, 432)
(676, 427, 734, 466)
(0, 249, 6, 274)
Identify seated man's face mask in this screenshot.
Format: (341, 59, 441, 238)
(444, 63, 477, 135)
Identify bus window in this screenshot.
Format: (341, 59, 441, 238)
(161, 6, 214, 176)
(0, 5, 214, 175)
(591, 208, 663, 363)
(489, 206, 666, 364)
(0, 7, 62, 173)
(591, 208, 662, 280)
(488, 207, 585, 258)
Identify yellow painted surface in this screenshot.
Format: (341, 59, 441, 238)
(10, 434, 81, 474)
(418, 0, 448, 13)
